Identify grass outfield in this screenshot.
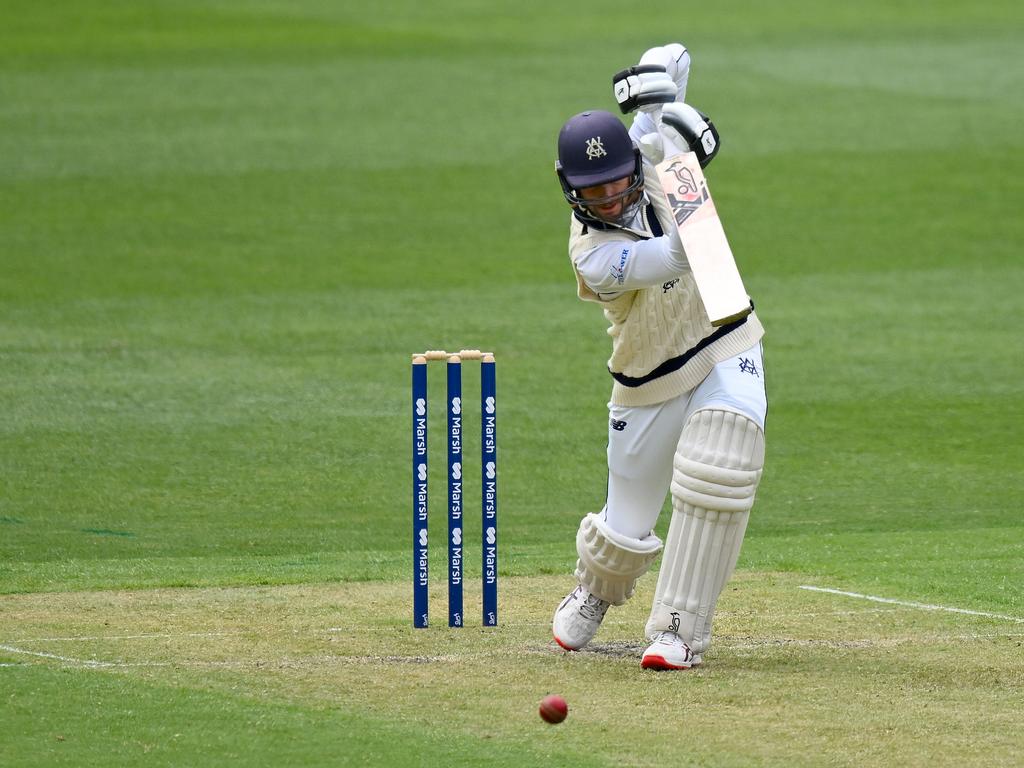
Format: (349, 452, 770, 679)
(1, 1, 1022, 765)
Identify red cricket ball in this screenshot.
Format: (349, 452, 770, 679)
(538, 694, 569, 724)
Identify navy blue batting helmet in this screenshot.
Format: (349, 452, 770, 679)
(556, 110, 643, 215)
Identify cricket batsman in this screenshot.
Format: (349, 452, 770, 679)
(551, 42, 768, 669)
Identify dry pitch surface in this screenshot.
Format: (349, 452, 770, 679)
(3, 573, 1021, 767)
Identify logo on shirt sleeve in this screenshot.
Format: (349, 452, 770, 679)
(609, 248, 630, 285)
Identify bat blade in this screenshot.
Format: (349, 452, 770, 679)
(655, 151, 751, 326)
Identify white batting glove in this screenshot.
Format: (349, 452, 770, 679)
(613, 64, 677, 114)
(636, 131, 688, 166)
(660, 102, 720, 168)
(638, 43, 691, 101)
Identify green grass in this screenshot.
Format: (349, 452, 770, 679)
(2, 0, 1023, 765)
(3, 576, 1022, 767)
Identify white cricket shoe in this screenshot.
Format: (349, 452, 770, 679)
(552, 585, 610, 651)
(641, 631, 700, 670)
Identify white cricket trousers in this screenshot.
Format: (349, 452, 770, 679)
(604, 343, 768, 539)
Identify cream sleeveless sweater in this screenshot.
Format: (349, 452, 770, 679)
(568, 212, 764, 407)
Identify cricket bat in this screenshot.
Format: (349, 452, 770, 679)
(654, 151, 751, 327)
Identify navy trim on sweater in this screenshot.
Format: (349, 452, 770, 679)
(609, 309, 753, 388)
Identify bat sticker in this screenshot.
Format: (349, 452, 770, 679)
(662, 158, 709, 226)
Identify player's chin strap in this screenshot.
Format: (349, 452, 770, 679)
(644, 408, 765, 653)
(571, 194, 654, 236)
(571, 200, 631, 230)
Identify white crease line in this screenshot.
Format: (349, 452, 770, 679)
(0, 643, 116, 667)
(718, 608, 899, 619)
(0, 644, 178, 668)
(7, 624, 541, 644)
(9, 632, 229, 643)
(0, 643, 264, 669)
(0, 642, 460, 670)
(799, 586, 1024, 624)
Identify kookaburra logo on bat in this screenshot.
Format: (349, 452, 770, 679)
(665, 159, 700, 197)
(663, 157, 709, 226)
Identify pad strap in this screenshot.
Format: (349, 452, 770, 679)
(575, 512, 663, 605)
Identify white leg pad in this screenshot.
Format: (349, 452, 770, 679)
(645, 409, 764, 653)
(575, 512, 663, 606)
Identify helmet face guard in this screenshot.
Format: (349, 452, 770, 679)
(556, 151, 644, 206)
(556, 110, 645, 225)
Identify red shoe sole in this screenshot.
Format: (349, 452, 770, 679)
(641, 654, 693, 670)
(553, 634, 579, 652)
